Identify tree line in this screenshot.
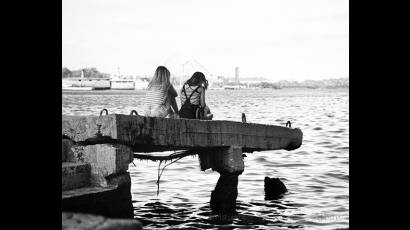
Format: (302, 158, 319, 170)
(62, 67, 109, 78)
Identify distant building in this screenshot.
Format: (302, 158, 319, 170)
(235, 67, 239, 82)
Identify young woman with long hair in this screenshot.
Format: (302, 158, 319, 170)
(179, 71, 212, 119)
(143, 66, 179, 118)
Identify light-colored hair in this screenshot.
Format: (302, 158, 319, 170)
(147, 66, 170, 90)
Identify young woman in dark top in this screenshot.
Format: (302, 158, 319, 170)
(179, 72, 212, 119)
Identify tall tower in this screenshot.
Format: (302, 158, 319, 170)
(235, 67, 239, 82)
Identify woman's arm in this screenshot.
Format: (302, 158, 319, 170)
(170, 95, 178, 114)
(167, 84, 179, 114)
(168, 84, 178, 97)
(200, 88, 206, 108)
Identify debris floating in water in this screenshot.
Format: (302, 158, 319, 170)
(134, 150, 196, 162)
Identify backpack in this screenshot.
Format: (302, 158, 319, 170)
(179, 85, 200, 119)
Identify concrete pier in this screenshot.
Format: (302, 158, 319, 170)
(62, 114, 302, 152)
(62, 113, 303, 223)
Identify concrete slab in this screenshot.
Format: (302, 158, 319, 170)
(62, 175, 133, 218)
(62, 162, 91, 191)
(62, 114, 303, 153)
(62, 212, 142, 230)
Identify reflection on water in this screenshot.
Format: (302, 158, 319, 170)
(63, 88, 349, 229)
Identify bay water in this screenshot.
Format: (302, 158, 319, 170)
(62, 88, 349, 229)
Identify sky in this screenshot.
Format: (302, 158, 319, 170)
(62, 0, 348, 81)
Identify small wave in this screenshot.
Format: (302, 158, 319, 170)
(296, 151, 309, 155)
(310, 178, 331, 185)
(317, 141, 332, 145)
(326, 173, 349, 181)
(336, 146, 349, 150)
(255, 156, 268, 163)
(333, 205, 349, 212)
(330, 129, 344, 133)
(274, 163, 311, 168)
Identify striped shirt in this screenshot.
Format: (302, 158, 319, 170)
(144, 84, 178, 117)
(145, 86, 168, 108)
(180, 85, 201, 105)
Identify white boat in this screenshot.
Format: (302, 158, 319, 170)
(62, 86, 93, 91)
(110, 80, 135, 90)
(223, 85, 246, 90)
(62, 70, 111, 90)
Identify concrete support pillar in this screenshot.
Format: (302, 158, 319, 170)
(199, 146, 244, 215)
(199, 146, 244, 174)
(71, 144, 134, 187)
(62, 143, 134, 218)
(210, 171, 239, 215)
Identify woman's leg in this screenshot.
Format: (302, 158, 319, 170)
(152, 106, 168, 118)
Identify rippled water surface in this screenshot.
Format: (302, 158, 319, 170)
(63, 88, 349, 229)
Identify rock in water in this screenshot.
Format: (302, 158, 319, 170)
(264, 177, 287, 200)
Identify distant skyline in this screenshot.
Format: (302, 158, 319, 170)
(62, 0, 348, 81)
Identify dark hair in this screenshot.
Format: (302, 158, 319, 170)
(185, 72, 208, 89)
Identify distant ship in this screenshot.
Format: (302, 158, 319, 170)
(223, 84, 246, 90)
(62, 85, 93, 91)
(110, 68, 148, 90)
(110, 79, 135, 90)
(62, 70, 111, 90)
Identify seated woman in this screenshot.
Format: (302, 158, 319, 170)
(143, 66, 178, 118)
(179, 72, 213, 119)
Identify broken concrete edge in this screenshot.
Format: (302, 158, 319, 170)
(62, 178, 133, 219)
(62, 139, 75, 162)
(92, 172, 131, 188)
(199, 146, 245, 175)
(62, 212, 142, 230)
(63, 143, 134, 187)
(62, 185, 117, 200)
(62, 172, 131, 200)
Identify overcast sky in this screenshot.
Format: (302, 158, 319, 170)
(62, 0, 348, 81)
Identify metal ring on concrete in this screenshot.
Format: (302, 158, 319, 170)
(100, 109, 108, 116)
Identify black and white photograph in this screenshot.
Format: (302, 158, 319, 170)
(62, 0, 349, 229)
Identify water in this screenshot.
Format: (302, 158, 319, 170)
(63, 88, 349, 229)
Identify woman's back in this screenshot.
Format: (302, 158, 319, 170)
(145, 86, 168, 107)
(144, 85, 171, 117)
(180, 84, 202, 105)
